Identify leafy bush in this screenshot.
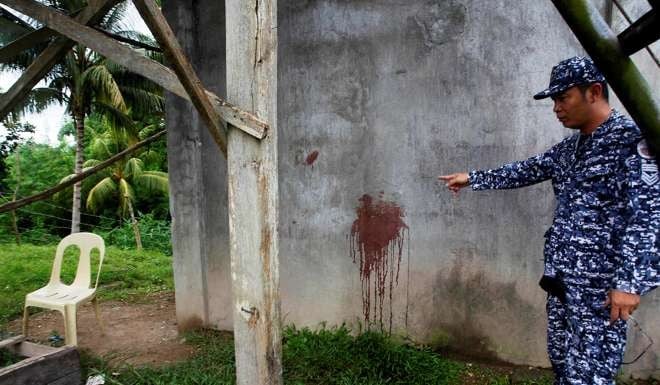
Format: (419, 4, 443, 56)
(94, 213, 172, 255)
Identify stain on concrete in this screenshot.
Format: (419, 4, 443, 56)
(428, 251, 544, 361)
(414, 0, 467, 48)
(177, 315, 205, 332)
(350, 194, 409, 331)
(305, 150, 320, 166)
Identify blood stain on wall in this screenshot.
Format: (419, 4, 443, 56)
(350, 193, 409, 332)
(305, 150, 319, 166)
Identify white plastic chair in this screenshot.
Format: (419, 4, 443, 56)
(22, 232, 106, 346)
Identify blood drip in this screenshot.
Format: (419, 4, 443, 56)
(350, 194, 408, 331)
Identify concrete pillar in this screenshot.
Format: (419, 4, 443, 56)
(164, 0, 232, 331)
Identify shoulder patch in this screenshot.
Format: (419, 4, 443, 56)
(637, 139, 655, 160)
(641, 161, 658, 186)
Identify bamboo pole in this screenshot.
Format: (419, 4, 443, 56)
(0, 130, 166, 214)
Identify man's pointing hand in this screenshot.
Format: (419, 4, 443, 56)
(438, 173, 470, 195)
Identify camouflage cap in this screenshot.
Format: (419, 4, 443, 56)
(533, 56, 606, 100)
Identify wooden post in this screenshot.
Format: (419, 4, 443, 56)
(226, 0, 281, 383)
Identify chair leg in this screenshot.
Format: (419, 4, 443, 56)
(63, 305, 78, 346)
(22, 306, 29, 337)
(92, 297, 104, 334)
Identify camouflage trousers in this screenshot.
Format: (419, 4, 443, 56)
(546, 285, 627, 385)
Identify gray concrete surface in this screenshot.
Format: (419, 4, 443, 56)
(165, 0, 659, 377)
(164, 0, 233, 332)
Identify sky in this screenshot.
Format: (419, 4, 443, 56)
(0, 2, 151, 145)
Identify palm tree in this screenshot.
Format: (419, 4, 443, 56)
(66, 116, 168, 249)
(0, 0, 163, 233)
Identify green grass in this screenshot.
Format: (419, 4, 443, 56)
(80, 326, 559, 385)
(282, 326, 464, 384)
(0, 243, 647, 385)
(0, 348, 22, 367)
(0, 243, 173, 327)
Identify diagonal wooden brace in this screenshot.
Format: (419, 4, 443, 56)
(0, 0, 268, 148)
(0, 27, 55, 63)
(0, 0, 119, 121)
(132, 0, 227, 154)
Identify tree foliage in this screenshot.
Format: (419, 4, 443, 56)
(0, 120, 34, 194)
(0, 0, 164, 232)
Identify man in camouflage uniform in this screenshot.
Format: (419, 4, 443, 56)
(439, 56, 659, 385)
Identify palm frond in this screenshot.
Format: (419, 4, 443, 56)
(136, 171, 168, 195)
(2, 86, 64, 121)
(58, 172, 76, 184)
(52, 171, 76, 200)
(86, 176, 117, 213)
(83, 64, 127, 110)
(0, 47, 51, 72)
(117, 86, 164, 118)
(82, 158, 102, 168)
(139, 148, 164, 168)
(1, 6, 50, 67)
(100, 1, 128, 32)
(88, 131, 114, 158)
(92, 99, 134, 133)
(124, 157, 143, 179)
(24, 87, 65, 112)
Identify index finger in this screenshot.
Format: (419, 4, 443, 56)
(438, 175, 454, 181)
(610, 305, 621, 324)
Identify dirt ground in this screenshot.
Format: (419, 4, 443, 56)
(7, 292, 194, 367)
(5, 294, 656, 384)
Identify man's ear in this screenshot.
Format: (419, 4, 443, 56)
(588, 83, 603, 103)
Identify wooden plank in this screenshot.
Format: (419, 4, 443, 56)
(226, 0, 282, 383)
(0, 0, 268, 140)
(0, 0, 119, 121)
(133, 0, 227, 154)
(0, 335, 25, 350)
(0, 344, 80, 385)
(0, 23, 160, 65)
(11, 341, 57, 358)
(0, 129, 166, 214)
(47, 372, 82, 385)
(0, 28, 53, 63)
(94, 27, 162, 52)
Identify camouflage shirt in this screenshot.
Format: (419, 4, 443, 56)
(469, 110, 659, 295)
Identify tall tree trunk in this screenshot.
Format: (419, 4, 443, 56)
(11, 149, 21, 245)
(127, 198, 142, 250)
(71, 109, 85, 233)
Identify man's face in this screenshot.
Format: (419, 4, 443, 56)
(551, 86, 592, 130)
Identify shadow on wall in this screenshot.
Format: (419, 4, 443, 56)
(428, 250, 545, 363)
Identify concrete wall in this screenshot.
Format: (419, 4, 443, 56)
(165, 0, 659, 377)
(165, 0, 233, 331)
